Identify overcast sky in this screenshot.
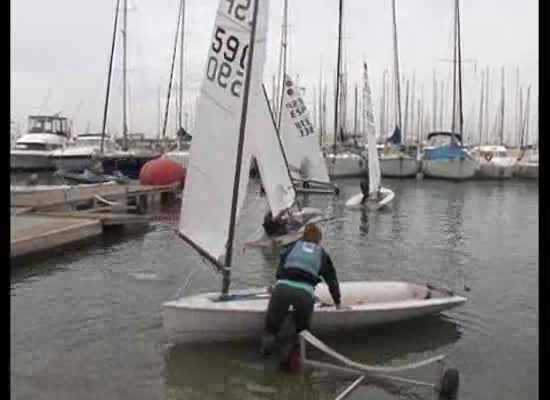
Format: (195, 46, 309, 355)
(11, 0, 538, 143)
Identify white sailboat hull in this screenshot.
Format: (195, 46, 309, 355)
(10, 150, 55, 171)
(379, 156, 420, 178)
(345, 187, 395, 210)
(324, 152, 366, 178)
(514, 162, 538, 179)
(476, 158, 516, 179)
(162, 281, 466, 343)
(422, 158, 479, 180)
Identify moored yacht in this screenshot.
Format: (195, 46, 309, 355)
(11, 115, 71, 171)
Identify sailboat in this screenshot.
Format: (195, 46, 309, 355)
(162, 0, 466, 344)
(422, 0, 479, 180)
(323, 0, 367, 179)
(346, 62, 395, 210)
(278, 75, 338, 195)
(379, 0, 420, 178)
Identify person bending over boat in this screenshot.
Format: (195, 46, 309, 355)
(263, 208, 301, 237)
(260, 223, 341, 358)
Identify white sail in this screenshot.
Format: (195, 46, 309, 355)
(364, 62, 381, 194)
(279, 75, 331, 183)
(179, 0, 268, 260)
(252, 87, 296, 215)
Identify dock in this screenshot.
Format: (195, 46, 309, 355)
(10, 182, 180, 260)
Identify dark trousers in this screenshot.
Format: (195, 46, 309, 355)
(264, 283, 314, 336)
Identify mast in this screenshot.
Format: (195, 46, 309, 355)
(432, 69, 437, 131)
(353, 84, 358, 137)
(276, 0, 288, 129)
(333, 0, 344, 149)
(122, 0, 129, 150)
(161, 0, 184, 141)
(403, 78, 410, 138)
(178, 0, 186, 132)
(478, 70, 484, 145)
(499, 66, 505, 145)
(222, 0, 261, 297)
(100, 0, 121, 154)
(391, 0, 402, 130)
(456, 0, 464, 136)
(451, 0, 457, 134)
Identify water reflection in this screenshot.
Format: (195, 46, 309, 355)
(163, 316, 461, 399)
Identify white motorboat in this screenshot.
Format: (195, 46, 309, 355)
(51, 133, 118, 172)
(471, 145, 516, 179)
(162, 0, 465, 344)
(163, 282, 466, 343)
(11, 115, 71, 171)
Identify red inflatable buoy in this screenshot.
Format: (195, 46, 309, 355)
(139, 156, 186, 186)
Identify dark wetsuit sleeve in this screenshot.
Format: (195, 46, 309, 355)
(319, 250, 341, 306)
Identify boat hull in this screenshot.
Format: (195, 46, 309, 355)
(324, 153, 366, 178)
(164, 150, 190, 166)
(422, 158, 478, 180)
(162, 281, 466, 343)
(514, 162, 538, 179)
(475, 160, 515, 179)
(379, 157, 419, 178)
(10, 150, 55, 171)
(52, 155, 96, 172)
(345, 187, 395, 210)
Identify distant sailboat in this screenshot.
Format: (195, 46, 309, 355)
(379, 0, 420, 178)
(422, 0, 479, 180)
(346, 62, 395, 210)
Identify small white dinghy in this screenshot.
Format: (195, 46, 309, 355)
(346, 62, 395, 211)
(345, 187, 395, 210)
(163, 281, 466, 343)
(162, 1, 465, 345)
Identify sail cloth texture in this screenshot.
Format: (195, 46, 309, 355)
(179, 0, 269, 260)
(363, 62, 381, 194)
(279, 75, 330, 184)
(251, 87, 296, 215)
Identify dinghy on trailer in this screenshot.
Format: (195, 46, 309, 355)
(162, 0, 465, 345)
(346, 62, 395, 210)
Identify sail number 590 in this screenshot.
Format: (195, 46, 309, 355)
(207, 26, 249, 98)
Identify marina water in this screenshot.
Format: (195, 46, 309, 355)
(11, 178, 538, 399)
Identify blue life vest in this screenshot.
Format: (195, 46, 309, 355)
(283, 240, 322, 278)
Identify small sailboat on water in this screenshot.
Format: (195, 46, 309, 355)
(346, 62, 395, 210)
(162, 0, 466, 344)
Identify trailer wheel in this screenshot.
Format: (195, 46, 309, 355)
(439, 368, 459, 399)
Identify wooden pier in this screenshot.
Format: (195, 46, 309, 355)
(10, 182, 180, 260)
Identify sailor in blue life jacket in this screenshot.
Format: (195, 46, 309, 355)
(260, 223, 341, 358)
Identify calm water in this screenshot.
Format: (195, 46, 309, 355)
(11, 178, 538, 400)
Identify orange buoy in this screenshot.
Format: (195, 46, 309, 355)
(139, 156, 186, 186)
